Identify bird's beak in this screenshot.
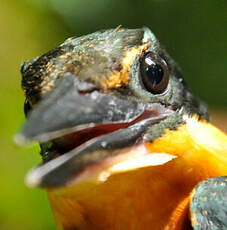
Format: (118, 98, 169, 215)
(16, 73, 174, 188)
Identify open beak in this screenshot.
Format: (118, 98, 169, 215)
(16, 73, 174, 188)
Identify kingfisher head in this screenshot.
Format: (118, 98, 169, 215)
(16, 27, 208, 187)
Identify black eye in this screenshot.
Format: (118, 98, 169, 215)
(140, 52, 169, 94)
(24, 99, 32, 117)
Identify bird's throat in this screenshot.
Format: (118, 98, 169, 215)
(47, 118, 227, 230)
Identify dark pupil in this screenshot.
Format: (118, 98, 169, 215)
(145, 64, 164, 86)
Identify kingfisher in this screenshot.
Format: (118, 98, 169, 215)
(16, 27, 227, 230)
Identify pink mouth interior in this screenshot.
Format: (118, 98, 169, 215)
(51, 109, 160, 155)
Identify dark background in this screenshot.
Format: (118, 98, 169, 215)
(0, 0, 226, 229)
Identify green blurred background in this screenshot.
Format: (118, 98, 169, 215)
(0, 0, 226, 229)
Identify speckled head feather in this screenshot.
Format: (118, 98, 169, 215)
(21, 28, 147, 104)
(21, 27, 207, 119)
(18, 27, 209, 188)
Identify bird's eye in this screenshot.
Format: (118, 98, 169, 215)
(24, 99, 32, 117)
(140, 52, 169, 94)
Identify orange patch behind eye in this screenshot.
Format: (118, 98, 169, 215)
(102, 44, 148, 89)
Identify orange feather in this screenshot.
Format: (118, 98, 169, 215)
(47, 117, 227, 230)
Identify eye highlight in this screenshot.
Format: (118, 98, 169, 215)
(140, 52, 169, 94)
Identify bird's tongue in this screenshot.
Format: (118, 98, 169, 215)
(43, 108, 163, 159)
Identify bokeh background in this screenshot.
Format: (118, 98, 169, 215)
(0, 0, 226, 229)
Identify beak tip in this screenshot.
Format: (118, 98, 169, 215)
(25, 169, 42, 188)
(14, 133, 29, 145)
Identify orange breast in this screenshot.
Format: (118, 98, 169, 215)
(47, 117, 227, 230)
